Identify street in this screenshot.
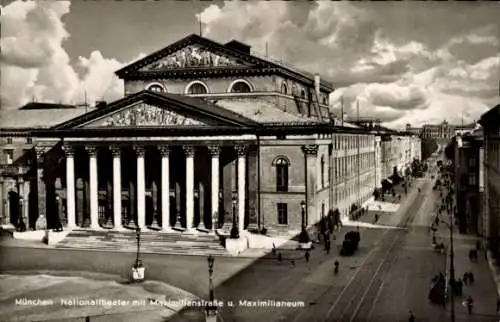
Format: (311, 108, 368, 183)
(1, 170, 498, 322)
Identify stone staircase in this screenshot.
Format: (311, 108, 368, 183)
(55, 229, 229, 256)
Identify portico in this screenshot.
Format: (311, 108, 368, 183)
(57, 139, 252, 234)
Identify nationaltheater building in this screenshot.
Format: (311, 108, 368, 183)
(0, 34, 420, 243)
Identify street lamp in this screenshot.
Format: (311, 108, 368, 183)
(230, 196, 238, 238)
(437, 215, 455, 322)
(131, 227, 145, 282)
(206, 255, 217, 318)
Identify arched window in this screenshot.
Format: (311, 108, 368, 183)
(301, 89, 306, 99)
(322, 96, 328, 105)
(147, 83, 166, 93)
(230, 81, 252, 93)
(186, 82, 208, 94)
(281, 83, 288, 95)
(273, 157, 289, 192)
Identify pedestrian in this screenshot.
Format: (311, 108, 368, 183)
(334, 260, 339, 274)
(290, 259, 295, 267)
(496, 298, 500, 315)
(468, 271, 474, 284)
(305, 250, 310, 263)
(277, 252, 282, 262)
(466, 295, 473, 315)
(408, 310, 415, 322)
(325, 240, 331, 255)
(374, 213, 379, 223)
(463, 272, 469, 285)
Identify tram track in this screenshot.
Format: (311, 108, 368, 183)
(297, 180, 429, 322)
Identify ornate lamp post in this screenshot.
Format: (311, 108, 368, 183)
(205, 255, 217, 320)
(131, 227, 145, 282)
(230, 196, 238, 238)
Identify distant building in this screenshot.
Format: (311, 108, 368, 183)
(0, 34, 419, 251)
(479, 103, 500, 257)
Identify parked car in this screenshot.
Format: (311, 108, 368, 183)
(340, 231, 361, 256)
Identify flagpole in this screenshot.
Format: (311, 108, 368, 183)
(341, 96, 344, 127)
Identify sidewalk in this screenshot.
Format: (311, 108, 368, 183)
(434, 183, 499, 320)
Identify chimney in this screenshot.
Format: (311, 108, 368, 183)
(314, 74, 320, 99)
(225, 40, 251, 54)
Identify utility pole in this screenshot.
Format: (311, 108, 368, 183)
(357, 100, 361, 206)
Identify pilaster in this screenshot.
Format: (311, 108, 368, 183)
(246, 146, 258, 230)
(302, 144, 319, 227)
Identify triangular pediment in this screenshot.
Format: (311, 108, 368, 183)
(79, 102, 206, 128)
(138, 43, 253, 71)
(52, 91, 259, 130)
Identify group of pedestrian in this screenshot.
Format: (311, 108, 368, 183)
(463, 271, 475, 285)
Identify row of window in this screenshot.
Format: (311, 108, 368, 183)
(279, 83, 329, 105)
(334, 153, 375, 179)
(147, 79, 253, 95)
(334, 135, 373, 150)
(2, 137, 33, 144)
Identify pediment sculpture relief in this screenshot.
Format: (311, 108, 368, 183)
(85, 103, 204, 127)
(141, 44, 247, 70)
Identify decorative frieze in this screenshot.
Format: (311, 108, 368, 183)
(207, 145, 221, 157)
(301, 144, 319, 156)
(183, 145, 195, 158)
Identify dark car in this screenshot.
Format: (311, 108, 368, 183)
(340, 231, 361, 256)
(340, 240, 357, 256)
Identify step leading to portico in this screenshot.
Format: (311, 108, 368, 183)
(55, 229, 229, 256)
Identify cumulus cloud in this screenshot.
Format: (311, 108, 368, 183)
(0, 1, 135, 110)
(200, 1, 500, 127)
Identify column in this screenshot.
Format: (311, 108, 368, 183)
(235, 145, 247, 233)
(23, 181, 29, 226)
(86, 146, 99, 229)
(302, 145, 319, 227)
(63, 144, 76, 229)
(135, 145, 146, 229)
(111, 147, 122, 229)
(208, 145, 220, 232)
(184, 145, 195, 232)
(35, 146, 47, 230)
(159, 146, 171, 231)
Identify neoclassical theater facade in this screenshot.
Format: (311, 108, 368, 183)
(0, 34, 417, 236)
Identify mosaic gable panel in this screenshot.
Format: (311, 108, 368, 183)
(139, 44, 251, 71)
(84, 103, 205, 127)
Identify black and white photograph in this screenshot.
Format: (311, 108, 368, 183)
(0, 1, 499, 321)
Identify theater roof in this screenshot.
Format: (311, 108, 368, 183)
(0, 105, 94, 129)
(115, 34, 334, 92)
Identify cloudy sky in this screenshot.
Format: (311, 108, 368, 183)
(1, 1, 499, 128)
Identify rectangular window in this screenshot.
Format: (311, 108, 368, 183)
(277, 203, 288, 225)
(5, 150, 13, 164)
(276, 164, 288, 192)
(6, 137, 13, 144)
(26, 137, 32, 144)
(469, 173, 477, 186)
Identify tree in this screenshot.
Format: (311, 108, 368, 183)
(420, 137, 438, 160)
(444, 138, 455, 161)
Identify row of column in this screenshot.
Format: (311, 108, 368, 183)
(63, 144, 248, 233)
